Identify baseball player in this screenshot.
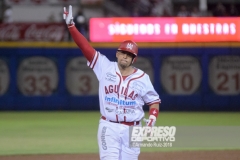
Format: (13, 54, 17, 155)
(63, 5, 161, 160)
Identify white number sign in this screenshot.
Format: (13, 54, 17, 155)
(17, 56, 58, 96)
(161, 56, 202, 95)
(209, 55, 240, 95)
(66, 57, 98, 95)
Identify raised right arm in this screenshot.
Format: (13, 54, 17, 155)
(68, 25, 95, 62)
(63, 5, 95, 62)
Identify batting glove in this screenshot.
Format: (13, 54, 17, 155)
(143, 115, 156, 127)
(63, 5, 74, 26)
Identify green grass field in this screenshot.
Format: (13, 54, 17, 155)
(0, 111, 240, 156)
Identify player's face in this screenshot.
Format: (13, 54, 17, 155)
(116, 50, 135, 69)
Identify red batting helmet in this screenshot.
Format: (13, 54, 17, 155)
(117, 40, 138, 57)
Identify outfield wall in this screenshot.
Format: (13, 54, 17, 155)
(0, 42, 240, 111)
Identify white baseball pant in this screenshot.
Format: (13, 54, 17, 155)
(97, 119, 141, 160)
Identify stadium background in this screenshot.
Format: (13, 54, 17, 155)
(1, 42, 240, 111)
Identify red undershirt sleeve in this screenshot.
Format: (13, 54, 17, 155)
(68, 25, 95, 62)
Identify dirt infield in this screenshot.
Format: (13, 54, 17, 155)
(0, 150, 239, 160)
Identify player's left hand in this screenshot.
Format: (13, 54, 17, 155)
(143, 115, 156, 127)
(63, 5, 74, 25)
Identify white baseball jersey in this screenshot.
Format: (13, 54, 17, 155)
(88, 51, 160, 122)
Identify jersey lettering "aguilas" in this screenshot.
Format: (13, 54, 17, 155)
(105, 85, 138, 100)
(88, 51, 160, 122)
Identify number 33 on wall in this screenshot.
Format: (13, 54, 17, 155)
(17, 56, 58, 96)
